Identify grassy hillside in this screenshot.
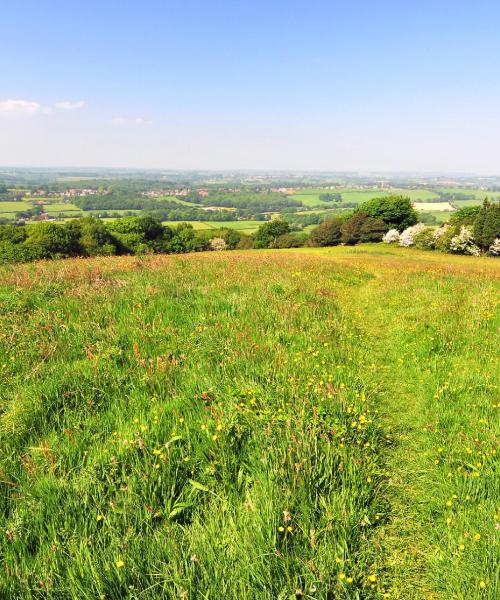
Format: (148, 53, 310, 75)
(0, 247, 498, 599)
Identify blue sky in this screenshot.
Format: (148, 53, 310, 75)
(1, 0, 499, 172)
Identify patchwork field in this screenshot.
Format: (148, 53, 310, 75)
(0, 246, 497, 599)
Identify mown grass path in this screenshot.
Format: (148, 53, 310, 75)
(330, 248, 499, 599)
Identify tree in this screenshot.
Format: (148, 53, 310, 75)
(253, 220, 290, 249)
(23, 222, 81, 259)
(77, 217, 117, 256)
(358, 195, 418, 231)
(108, 216, 165, 253)
(473, 200, 500, 250)
(272, 233, 307, 248)
(341, 212, 370, 245)
(482, 203, 500, 249)
(309, 219, 343, 247)
(359, 217, 387, 242)
(319, 193, 341, 202)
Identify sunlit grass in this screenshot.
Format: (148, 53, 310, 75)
(0, 247, 498, 598)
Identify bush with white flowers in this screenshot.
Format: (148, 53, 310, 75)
(432, 225, 450, 242)
(489, 238, 500, 256)
(382, 229, 400, 243)
(399, 223, 427, 247)
(449, 226, 481, 256)
(209, 237, 227, 251)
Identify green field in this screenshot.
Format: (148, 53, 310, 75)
(0, 246, 497, 599)
(434, 188, 494, 200)
(43, 202, 81, 212)
(0, 201, 32, 213)
(421, 210, 454, 223)
(292, 188, 440, 208)
(161, 220, 263, 233)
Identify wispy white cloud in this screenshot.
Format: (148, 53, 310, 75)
(0, 98, 86, 117)
(111, 116, 152, 126)
(0, 99, 41, 116)
(54, 100, 86, 111)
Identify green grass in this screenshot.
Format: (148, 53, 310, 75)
(43, 203, 82, 213)
(452, 199, 486, 208)
(0, 201, 32, 213)
(292, 188, 440, 207)
(161, 220, 263, 233)
(434, 188, 494, 200)
(0, 246, 498, 599)
(419, 210, 454, 223)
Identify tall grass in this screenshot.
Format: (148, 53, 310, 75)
(0, 246, 498, 599)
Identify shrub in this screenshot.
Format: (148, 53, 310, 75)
(434, 225, 455, 252)
(309, 219, 343, 247)
(358, 195, 418, 231)
(382, 229, 400, 244)
(272, 233, 308, 248)
(449, 225, 481, 256)
(235, 234, 254, 250)
(219, 228, 242, 249)
(489, 238, 500, 256)
(399, 223, 427, 247)
(412, 228, 436, 250)
(209, 237, 227, 251)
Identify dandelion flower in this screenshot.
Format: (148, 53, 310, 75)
(474, 534, 481, 541)
(479, 581, 486, 589)
(368, 574, 377, 583)
(459, 544, 465, 551)
(116, 559, 125, 568)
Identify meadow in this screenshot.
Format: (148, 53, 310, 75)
(0, 246, 497, 599)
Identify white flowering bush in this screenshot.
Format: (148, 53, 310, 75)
(449, 226, 481, 256)
(209, 237, 227, 251)
(399, 223, 427, 247)
(432, 225, 450, 242)
(489, 238, 500, 256)
(382, 229, 400, 244)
